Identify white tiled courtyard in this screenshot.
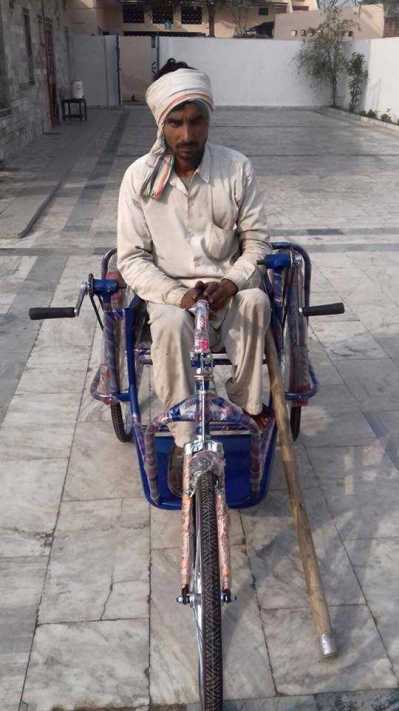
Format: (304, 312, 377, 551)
(1, 107, 399, 710)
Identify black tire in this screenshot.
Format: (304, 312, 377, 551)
(192, 470, 223, 711)
(282, 260, 310, 442)
(290, 406, 302, 441)
(111, 402, 132, 442)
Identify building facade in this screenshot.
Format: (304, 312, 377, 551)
(65, 0, 318, 40)
(274, 4, 385, 40)
(0, 0, 70, 160)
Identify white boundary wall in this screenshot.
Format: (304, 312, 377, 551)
(364, 38, 399, 121)
(69, 35, 119, 107)
(159, 37, 330, 106)
(339, 38, 399, 121)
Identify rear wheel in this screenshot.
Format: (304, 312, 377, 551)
(282, 261, 309, 442)
(111, 401, 132, 442)
(192, 470, 223, 711)
(111, 331, 133, 442)
(290, 406, 302, 441)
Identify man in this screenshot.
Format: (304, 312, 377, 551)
(117, 59, 272, 491)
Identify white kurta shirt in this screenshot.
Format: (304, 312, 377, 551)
(117, 142, 271, 307)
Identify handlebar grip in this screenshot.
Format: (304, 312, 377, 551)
(29, 307, 76, 320)
(258, 254, 291, 270)
(302, 302, 345, 317)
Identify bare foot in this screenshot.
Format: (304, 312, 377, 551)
(244, 404, 273, 431)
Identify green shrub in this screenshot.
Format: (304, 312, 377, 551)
(367, 109, 377, 119)
(380, 109, 392, 123)
(347, 52, 368, 113)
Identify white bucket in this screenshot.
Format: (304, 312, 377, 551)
(72, 80, 84, 99)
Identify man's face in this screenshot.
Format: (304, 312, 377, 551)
(163, 102, 209, 165)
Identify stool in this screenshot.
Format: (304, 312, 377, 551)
(62, 98, 88, 121)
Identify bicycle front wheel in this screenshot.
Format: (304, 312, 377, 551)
(192, 470, 223, 711)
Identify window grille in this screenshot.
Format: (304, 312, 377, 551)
(152, 4, 174, 24)
(181, 4, 202, 24)
(122, 3, 145, 23)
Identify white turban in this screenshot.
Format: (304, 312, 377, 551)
(142, 68, 214, 199)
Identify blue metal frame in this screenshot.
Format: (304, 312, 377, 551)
(94, 243, 317, 510)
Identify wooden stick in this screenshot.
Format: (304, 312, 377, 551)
(265, 329, 337, 658)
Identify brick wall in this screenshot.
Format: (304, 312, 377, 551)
(0, 0, 70, 161)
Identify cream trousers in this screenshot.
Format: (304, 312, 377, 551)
(147, 288, 271, 447)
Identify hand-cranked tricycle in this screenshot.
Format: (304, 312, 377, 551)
(30, 241, 344, 711)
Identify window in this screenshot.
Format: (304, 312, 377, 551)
(293, 5, 309, 8)
(152, 4, 173, 24)
(23, 9, 34, 84)
(258, 7, 269, 15)
(122, 3, 145, 23)
(181, 4, 202, 24)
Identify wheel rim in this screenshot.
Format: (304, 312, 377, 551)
(192, 495, 205, 706)
(119, 345, 133, 436)
(122, 399, 133, 434)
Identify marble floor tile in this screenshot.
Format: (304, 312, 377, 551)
(36, 315, 95, 350)
(150, 506, 245, 550)
(244, 489, 363, 609)
(220, 696, 321, 711)
(300, 409, 376, 448)
(311, 320, 387, 361)
(0, 422, 75, 460)
(371, 605, 399, 680)
(150, 547, 204, 705)
(16, 363, 87, 395)
(64, 420, 143, 500)
(22, 619, 149, 711)
(0, 458, 68, 557)
(334, 358, 399, 412)
(241, 488, 332, 549)
(375, 333, 399, 361)
(3, 392, 79, 429)
(274, 698, 318, 711)
(39, 498, 149, 623)
(323, 486, 399, 540)
(268, 443, 317, 491)
(150, 547, 274, 705)
(344, 538, 399, 613)
(307, 383, 360, 416)
(306, 443, 399, 491)
(307, 355, 344, 387)
(0, 255, 37, 280)
(350, 302, 399, 334)
(363, 410, 399, 467)
(25, 340, 89, 368)
(319, 275, 394, 308)
(262, 605, 397, 695)
(0, 556, 48, 711)
(249, 523, 363, 609)
(314, 689, 399, 711)
(77, 378, 115, 423)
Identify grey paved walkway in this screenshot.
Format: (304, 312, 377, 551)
(1, 107, 399, 710)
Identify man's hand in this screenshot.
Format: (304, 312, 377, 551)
(203, 279, 238, 312)
(180, 281, 206, 310)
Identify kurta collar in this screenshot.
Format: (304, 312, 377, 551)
(169, 143, 211, 191)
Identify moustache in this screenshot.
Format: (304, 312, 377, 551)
(176, 142, 199, 149)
